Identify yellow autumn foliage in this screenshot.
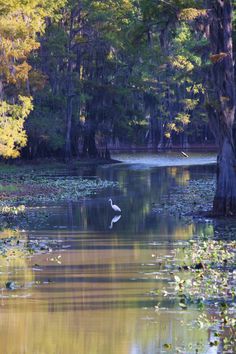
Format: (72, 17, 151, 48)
(0, 0, 65, 158)
(178, 8, 207, 21)
(165, 131, 171, 139)
(175, 113, 190, 126)
(0, 96, 33, 158)
(165, 112, 191, 138)
(0, 1, 46, 84)
(171, 55, 194, 72)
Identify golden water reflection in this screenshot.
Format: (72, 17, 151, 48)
(0, 233, 209, 354)
(0, 161, 217, 353)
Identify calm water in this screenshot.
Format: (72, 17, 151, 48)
(0, 153, 221, 354)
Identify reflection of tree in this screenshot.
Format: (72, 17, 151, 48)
(0, 245, 209, 354)
(194, 223, 214, 239)
(0, 302, 209, 354)
(51, 164, 206, 241)
(167, 167, 190, 186)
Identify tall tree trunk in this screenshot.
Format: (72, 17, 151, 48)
(65, 9, 75, 161)
(65, 94, 73, 160)
(206, 0, 236, 215)
(158, 119, 165, 149)
(82, 129, 98, 158)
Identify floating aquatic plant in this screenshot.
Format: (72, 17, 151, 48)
(152, 238, 236, 353)
(154, 178, 215, 219)
(0, 169, 119, 229)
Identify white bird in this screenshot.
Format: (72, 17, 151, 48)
(109, 198, 121, 213)
(109, 215, 121, 229)
(181, 151, 189, 158)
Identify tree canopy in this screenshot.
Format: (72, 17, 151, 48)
(0, 0, 65, 157)
(0, 0, 235, 164)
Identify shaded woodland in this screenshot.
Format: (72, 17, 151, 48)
(2, 0, 234, 160)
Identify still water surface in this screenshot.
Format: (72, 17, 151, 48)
(0, 153, 220, 354)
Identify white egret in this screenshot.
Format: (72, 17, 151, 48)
(108, 198, 121, 213)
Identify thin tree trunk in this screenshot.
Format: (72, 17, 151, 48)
(65, 9, 74, 161)
(65, 94, 73, 160)
(0, 79, 3, 100)
(158, 120, 165, 149)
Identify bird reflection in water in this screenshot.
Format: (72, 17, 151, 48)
(109, 215, 121, 229)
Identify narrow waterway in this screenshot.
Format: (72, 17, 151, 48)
(0, 153, 221, 354)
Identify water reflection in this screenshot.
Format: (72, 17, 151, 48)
(0, 238, 209, 354)
(0, 154, 221, 354)
(0, 230, 35, 292)
(109, 215, 121, 229)
(113, 152, 216, 167)
(0, 305, 209, 354)
(43, 162, 216, 243)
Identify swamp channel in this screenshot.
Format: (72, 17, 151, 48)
(0, 152, 235, 354)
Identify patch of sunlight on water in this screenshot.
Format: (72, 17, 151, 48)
(112, 152, 216, 168)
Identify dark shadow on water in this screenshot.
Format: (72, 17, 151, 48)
(35, 276, 164, 284)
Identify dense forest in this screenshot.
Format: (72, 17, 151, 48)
(2, 0, 235, 161)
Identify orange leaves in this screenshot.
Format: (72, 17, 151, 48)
(209, 52, 229, 64)
(29, 70, 48, 92)
(0, 0, 56, 87)
(14, 62, 32, 83)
